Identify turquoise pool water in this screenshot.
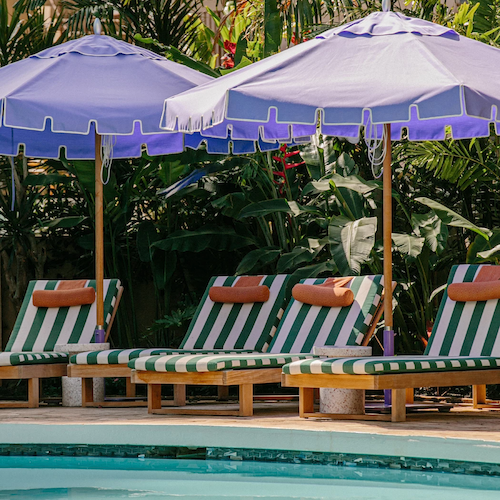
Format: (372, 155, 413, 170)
(0, 456, 499, 499)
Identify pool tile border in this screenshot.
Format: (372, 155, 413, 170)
(1, 443, 500, 477)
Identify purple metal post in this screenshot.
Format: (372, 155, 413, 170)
(384, 327, 394, 406)
(94, 326, 105, 343)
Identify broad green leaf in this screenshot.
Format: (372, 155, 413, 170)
(153, 226, 255, 252)
(24, 173, 73, 186)
(334, 153, 357, 176)
(239, 199, 292, 218)
(303, 174, 380, 196)
(411, 212, 448, 254)
(415, 197, 491, 240)
(299, 142, 323, 181)
(290, 260, 337, 279)
(287, 201, 322, 217)
(328, 217, 377, 275)
(392, 233, 425, 260)
(429, 283, 447, 302)
(277, 247, 316, 273)
(236, 247, 281, 275)
(212, 193, 249, 218)
(466, 230, 500, 263)
(39, 216, 87, 229)
(137, 221, 160, 263)
(478, 245, 500, 260)
(264, 0, 282, 56)
(220, 57, 253, 75)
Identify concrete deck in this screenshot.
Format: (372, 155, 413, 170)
(1, 403, 500, 465)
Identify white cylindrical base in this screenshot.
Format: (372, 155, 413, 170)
(313, 345, 372, 415)
(320, 388, 366, 414)
(61, 376, 104, 407)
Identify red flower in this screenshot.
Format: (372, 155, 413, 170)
(223, 40, 236, 54)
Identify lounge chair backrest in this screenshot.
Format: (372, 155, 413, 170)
(268, 275, 384, 354)
(6, 279, 122, 352)
(425, 264, 500, 357)
(179, 275, 291, 352)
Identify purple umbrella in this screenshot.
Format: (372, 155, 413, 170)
(162, 8, 500, 372)
(0, 20, 275, 336)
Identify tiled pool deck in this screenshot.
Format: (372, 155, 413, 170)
(1, 403, 500, 473)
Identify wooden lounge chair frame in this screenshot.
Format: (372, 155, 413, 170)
(281, 368, 500, 422)
(130, 282, 390, 417)
(69, 274, 292, 407)
(0, 282, 123, 408)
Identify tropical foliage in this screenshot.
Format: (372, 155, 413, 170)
(2, 0, 500, 362)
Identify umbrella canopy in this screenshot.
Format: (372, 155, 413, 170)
(162, 9, 500, 363)
(163, 11, 500, 142)
(0, 24, 274, 337)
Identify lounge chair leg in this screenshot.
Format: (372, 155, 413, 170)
(28, 378, 40, 408)
(405, 388, 414, 405)
(239, 384, 253, 417)
(217, 386, 230, 401)
(391, 389, 406, 422)
(126, 378, 136, 398)
(148, 384, 162, 413)
(299, 388, 315, 417)
(81, 378, 94, 407)
(173, 384, 186, 406)
(473, 384, 487, 408)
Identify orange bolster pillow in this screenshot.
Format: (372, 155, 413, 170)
(33, 287, 96, 308)
(209, 285, 270, 303)
(292, 283, 354, 307)
(448, 281, 500, 302)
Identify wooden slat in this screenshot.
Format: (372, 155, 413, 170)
(239, 384, 253, 416)
(132, 370, 225, 385)
(126, 378, 136, 398)
(473, 384, 487, 408)
(151, 407, 241, 416)
(148, 384, 162, 413)
(302, 411, 392, 421)
(299, 388, 315, 417)
(0, 401, 31, 408)
(27, 378, 39, 408)
(391, 388, 407, 422)
(81, 378, 93, 407)
(68, 364, 131, 378)
(223, 369, 282, 385)
(0, 364, 67, 379)
(173, 385, 186, 406)
(283, 369, 500, 391)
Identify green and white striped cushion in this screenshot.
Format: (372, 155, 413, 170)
(0, 352, 68, 367)
(267, 275, 384, 354)
(130, 353, 317, 373)
(179, 275, 290, 352)
(71, 348, 257, 365)
(425, 265, 500, 357)
(282, 355, 500, 375)
(6, 279, 121, 352)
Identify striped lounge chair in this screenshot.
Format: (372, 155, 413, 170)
(0, 278, 122, 408)
(68, 275, 291, 407)
(282, 264, 500, 422)
(130, 275, 385, 416)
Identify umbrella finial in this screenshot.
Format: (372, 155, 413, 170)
(93, 18, 103, 35)
(382, 0, 391, 11)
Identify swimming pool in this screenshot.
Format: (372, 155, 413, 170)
(0, 456, 499, 499)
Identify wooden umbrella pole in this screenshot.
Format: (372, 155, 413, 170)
(383, 123, 394, 406)
(95, 132, 105, 340)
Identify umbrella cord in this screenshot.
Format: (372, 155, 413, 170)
(9, 156, 15, 211)
(101, 135, 115, 185)
(365, 122, 386, 179)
